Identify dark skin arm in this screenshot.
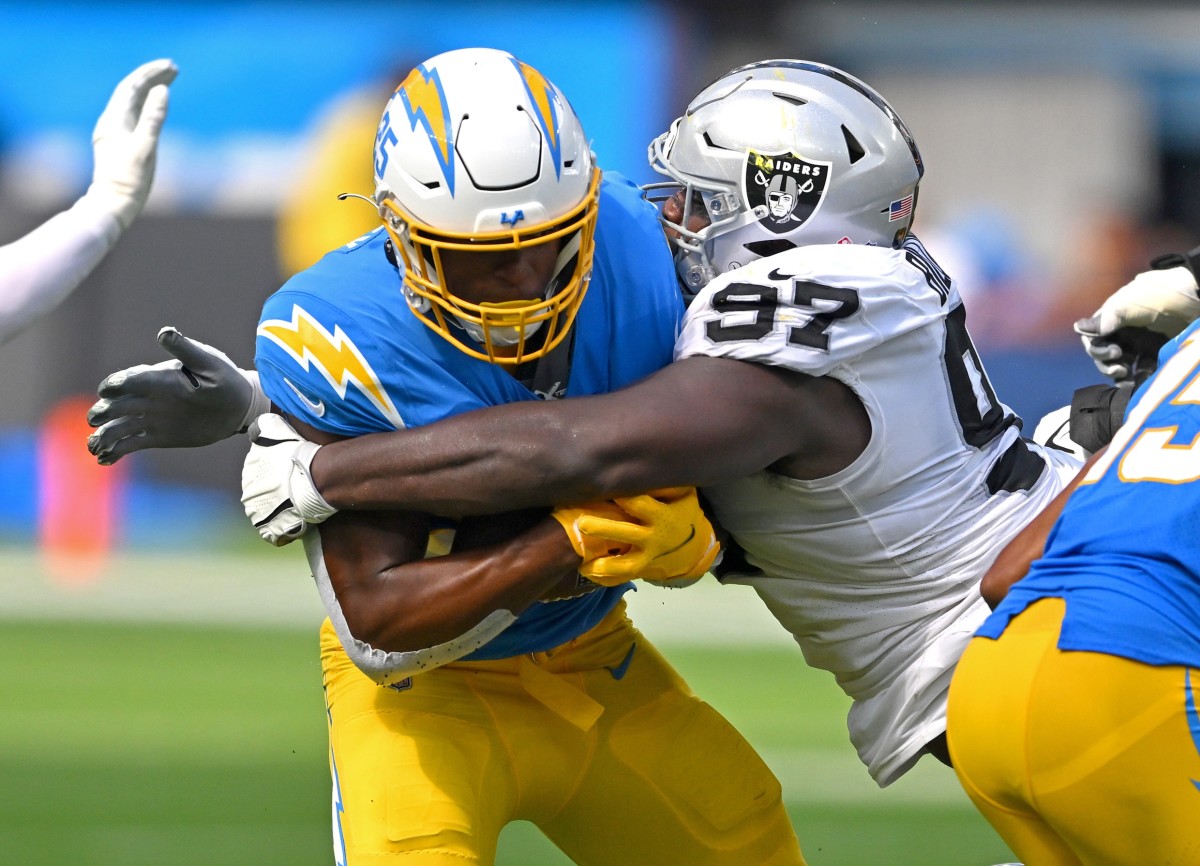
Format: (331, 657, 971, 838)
(979, 447, 1105, 608)
(310, 355, 872, 517)
(291, 413, 584, 653)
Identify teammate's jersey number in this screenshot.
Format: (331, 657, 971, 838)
(704, 275, 1012, 450)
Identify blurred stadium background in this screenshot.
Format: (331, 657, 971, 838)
(3, 0, 1200, 862)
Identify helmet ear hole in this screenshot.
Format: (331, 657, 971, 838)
(842, 126, 866, 164)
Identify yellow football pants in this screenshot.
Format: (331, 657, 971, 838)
(319, 600, 805, 866)
(948, 597, 1200, 866)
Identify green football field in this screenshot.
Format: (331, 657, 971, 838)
(0, 545, 1017, 865)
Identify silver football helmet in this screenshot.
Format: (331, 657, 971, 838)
(646, 59, 924, 292)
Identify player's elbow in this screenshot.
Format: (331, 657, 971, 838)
(339, 599, 426, 655)
(979, 567, 1015, 609)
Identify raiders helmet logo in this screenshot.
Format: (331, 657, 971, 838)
(743, 149, 831, 235)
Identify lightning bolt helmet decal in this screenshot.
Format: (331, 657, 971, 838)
(512, 58, 563, 179)
(396, 64, 456, 196)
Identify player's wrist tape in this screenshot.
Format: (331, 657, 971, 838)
(236, 370, 272, 434)
(289, 445, 337, 523)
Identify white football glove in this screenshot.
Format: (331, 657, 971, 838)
(87, 326, 269, 464)
(242, 413, 338, 547)
(86, 58, 178, 230)
(1074, 265, 1200, 382)
(1031, 404, 1090, 461)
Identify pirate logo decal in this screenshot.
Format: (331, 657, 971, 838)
(744, 149, 831, 234)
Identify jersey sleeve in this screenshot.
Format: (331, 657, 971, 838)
(255, 288, 410, 436)
(675, 239, 956, 377)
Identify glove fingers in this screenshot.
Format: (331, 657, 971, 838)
(156, 326, 233, 376)
(610, 493, 664, 522)
(575, 514, 650, 545)
(96, 60, 177, 138)
(135, 84, 171, 142)
(642, 486, 691, 502)
(98, 366, 197, 403)
(86, 393, 156, 426)
(95, 362, 170, 397)
(582, 554, 650, 581)
(1083, 338, 1123, 362)
(87, 416, 149, 464)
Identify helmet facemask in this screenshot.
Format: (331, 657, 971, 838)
(378, 167, 599, 364)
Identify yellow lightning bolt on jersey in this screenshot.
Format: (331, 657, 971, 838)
(398, 65, 454, 193)
(258, 305, 403, 428)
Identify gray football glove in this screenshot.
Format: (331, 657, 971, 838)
(87, 326, 269, 464)
(241, 413, 337, 546)
(1074, 264, 1199, 383)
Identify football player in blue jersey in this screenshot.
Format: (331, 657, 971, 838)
(1, 59, 176, 345)
(947, 316, 1200, 866)
(99, 48, 804, 866)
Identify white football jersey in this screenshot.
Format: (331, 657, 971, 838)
(676, 237, 1082, 786)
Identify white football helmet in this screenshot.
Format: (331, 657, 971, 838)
(373, 47, 600, 364)
(646, 59, 924, 292)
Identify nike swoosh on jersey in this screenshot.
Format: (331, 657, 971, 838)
(767, 267, 796, 282)
(283, 377, 326, 417)
(605, 642, 637, 681)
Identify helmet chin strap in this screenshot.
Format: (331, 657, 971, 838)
(456, 303, 545, 347)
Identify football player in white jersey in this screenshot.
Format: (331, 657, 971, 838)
(0, 59, 176, 346)
(90, 60, 1084, 790)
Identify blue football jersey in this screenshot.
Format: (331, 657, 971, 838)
(254, 173, 682, 658)
(978, 320, 1200, 666)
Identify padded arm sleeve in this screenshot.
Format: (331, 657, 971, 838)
(0, 194, 122, 345)
(1069, 383, 1133, 453)
(303, 532, 517, 686)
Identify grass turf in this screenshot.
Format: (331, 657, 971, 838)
(0, 619, 1014, 865)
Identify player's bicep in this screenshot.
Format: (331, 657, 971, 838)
(562, 355, 836, 493)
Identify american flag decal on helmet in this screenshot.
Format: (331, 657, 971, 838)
(889, 194, 913, 222)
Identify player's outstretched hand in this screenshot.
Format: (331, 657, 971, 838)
(241, 413, 338, 546)
(87, 326, 268, 464)
(553, 487, 720, 587)
(88, 58, 178, 230)
(1074, 265, 1199, 382)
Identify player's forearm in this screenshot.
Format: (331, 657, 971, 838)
(0, 196, 121, 345)
(311, 357, 808, 516)
(310, 402, 606, 516)
(979, 448, 1103, 607)
(329, 516, 581, 652)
